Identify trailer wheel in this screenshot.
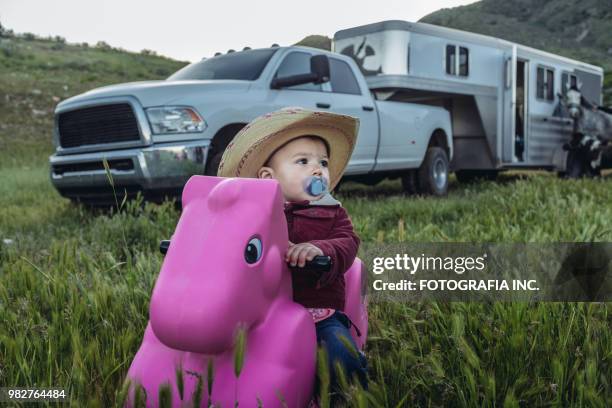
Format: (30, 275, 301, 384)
(417, 147, 449, 196)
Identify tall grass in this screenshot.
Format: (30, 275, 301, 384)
(0, 164, 610, 406)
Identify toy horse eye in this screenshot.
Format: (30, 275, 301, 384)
(245, 237, 263, 264)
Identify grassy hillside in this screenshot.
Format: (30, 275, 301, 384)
(0, 30, 187, 167)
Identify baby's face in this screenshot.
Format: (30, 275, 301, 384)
(258, 136, 330, 202)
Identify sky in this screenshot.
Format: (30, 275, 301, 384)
(0, 0, 479, 63)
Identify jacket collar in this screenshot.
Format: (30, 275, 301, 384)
(284, 193, 341, 211)
(310, 193, 341, 206)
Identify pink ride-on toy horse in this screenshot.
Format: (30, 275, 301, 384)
(125, 175, 368, 407)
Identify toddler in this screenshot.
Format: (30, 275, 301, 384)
(218, 108, 368, 399)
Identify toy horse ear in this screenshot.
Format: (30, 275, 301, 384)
(182, 176, 226, 208)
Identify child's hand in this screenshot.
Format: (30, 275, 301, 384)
(286, 242, 324, 268)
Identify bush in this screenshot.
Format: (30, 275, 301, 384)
(51, 42, 66, 51)
(21, 32, 37, 41)
(65, 60, 92, 71)
(95, 41, 112, 51)
(0, 21, 13, 38)
(0, 42, 22, 59)
(140, 49, 157, 56)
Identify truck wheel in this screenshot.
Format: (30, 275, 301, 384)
(401, 170, 420, 195)
(204, 124, 246, 176)
(417, 147, 449, 196)
(205, 150, 224, 176)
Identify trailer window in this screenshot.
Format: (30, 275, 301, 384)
(561, 72, 578, 95)
(330, 59, 362, 95)
(446, 45, 469, 77)
(459, 47, 469, 76)
(446, 45, 456, 75)
(536, 66, 555, 101)
(546, 69, 554, 100)
(274, 52, 322, 91)
(537, 68, 544, 99)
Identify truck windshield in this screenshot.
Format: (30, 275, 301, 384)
(167, 48, 278, 81)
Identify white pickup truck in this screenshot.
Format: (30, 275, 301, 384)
(50, 46, 452, 205)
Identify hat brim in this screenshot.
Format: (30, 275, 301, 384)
(217, 109, 358, 191)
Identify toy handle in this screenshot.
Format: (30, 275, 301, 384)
(300, 255, 332, 273)
(160, 240, 331, 272)
(160, 240, 170, 254)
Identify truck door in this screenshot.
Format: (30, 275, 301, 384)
(324, 57, 378, 175)
(267, 50, 333, 117)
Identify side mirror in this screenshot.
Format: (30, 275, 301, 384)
(310, 54, 330, 84)
(271, 54, 331, 89)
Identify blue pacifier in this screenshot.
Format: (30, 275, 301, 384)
(304, 176, 328, 197)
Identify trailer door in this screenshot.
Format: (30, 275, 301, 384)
(502, 46, 530, 164)
(501, 47, 517, 163)
(514, 59, 528, 162)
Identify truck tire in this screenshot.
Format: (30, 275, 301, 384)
(205, 124, 246, 176)
(417, 146, 449, 196)
(205, 150, 224, 176)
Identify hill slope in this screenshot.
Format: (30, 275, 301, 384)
(0, 31, 187, 166)
(420, 0, 612, 67)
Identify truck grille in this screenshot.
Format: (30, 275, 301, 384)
(58, 103, 141, 148)
(52, 159, 135, 175)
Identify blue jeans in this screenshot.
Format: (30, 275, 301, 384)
(314, 311, 368, 397)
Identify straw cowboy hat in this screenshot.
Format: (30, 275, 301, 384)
(217, 107, 359, 191)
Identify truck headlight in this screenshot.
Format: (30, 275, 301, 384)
(146, 106, 206, 134)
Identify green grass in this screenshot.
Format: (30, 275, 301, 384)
(1, 164, 610, 406)
(0, 28, 610, 408)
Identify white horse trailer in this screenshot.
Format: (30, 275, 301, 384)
(333, 20, 606, 178)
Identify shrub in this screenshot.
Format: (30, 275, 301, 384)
(95, 41, 112, 51)
(21, 32, 37, 41)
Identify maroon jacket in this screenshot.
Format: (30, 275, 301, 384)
(284, 194, 360, 310)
